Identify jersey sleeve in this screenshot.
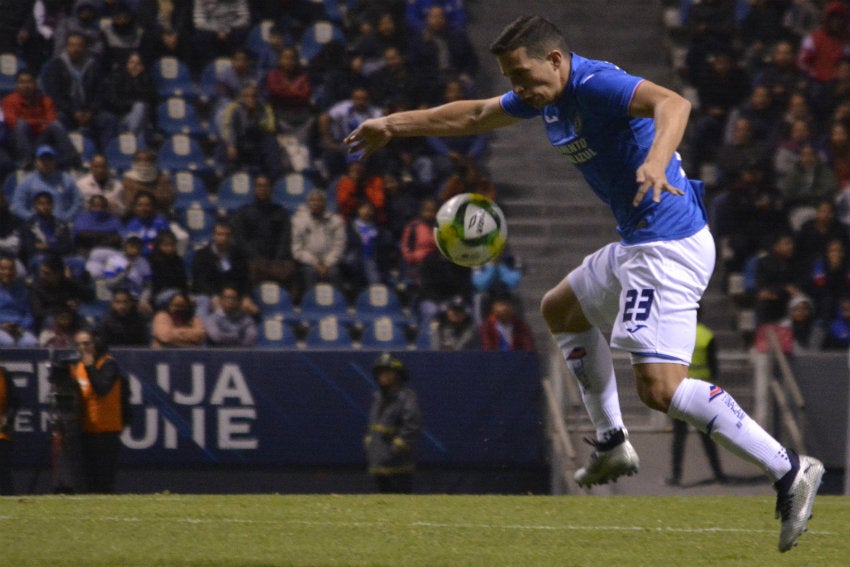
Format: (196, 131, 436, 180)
(499, 91, 540, 119)
(575, 68, 643, 116)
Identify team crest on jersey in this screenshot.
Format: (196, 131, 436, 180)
(708, 384, 724, 401)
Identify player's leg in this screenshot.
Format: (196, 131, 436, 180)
(541, 245, 638, 486)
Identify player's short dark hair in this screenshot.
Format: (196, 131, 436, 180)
(489, 16, 568, 59)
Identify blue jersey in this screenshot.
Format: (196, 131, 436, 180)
(500, 53, 707, 245)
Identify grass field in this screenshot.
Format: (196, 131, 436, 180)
(2, 494, 848, 567)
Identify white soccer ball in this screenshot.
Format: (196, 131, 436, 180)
(434, 193, 508, 267)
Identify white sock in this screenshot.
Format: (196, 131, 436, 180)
(555, 329, 624, 440)
(668, 378, 792, 481)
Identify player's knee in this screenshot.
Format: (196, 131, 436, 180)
(636, 384, 673, 413)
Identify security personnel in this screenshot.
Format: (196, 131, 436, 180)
(71, 329, 130, 493)
(0, 365, 19, 494)
(364, 353, 422, 493)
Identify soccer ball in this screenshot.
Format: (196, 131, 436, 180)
(434, 193, 507, 267)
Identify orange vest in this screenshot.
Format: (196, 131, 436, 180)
(71, 356, 124, 434)
(0, 369, 9, 441)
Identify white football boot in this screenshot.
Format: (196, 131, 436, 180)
(775, 454, 825, 553)
(574, 429, 640, 487)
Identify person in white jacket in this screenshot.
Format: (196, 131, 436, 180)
(291, 189, 347, 290)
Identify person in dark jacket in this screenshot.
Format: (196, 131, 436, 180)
(364, 353, 422, 493)
(102, 52, 156, 140)
(0, 364, 20, 495)
(95, 289, 150, 347)
(479, 296, 535, 352)
(190, 219, 258, 316)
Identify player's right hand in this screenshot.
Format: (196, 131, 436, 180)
(343, 118, 391, 159)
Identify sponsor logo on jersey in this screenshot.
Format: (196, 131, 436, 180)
(709, 384, 724, 401)
(567, 347, 587, 360)
(625, 324, 647, 333)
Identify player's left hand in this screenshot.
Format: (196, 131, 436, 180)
(633, 161, 684, 206)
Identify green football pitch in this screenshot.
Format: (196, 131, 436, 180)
(2, 494, 848, 566)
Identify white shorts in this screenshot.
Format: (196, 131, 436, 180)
(566, 226, 715, 364)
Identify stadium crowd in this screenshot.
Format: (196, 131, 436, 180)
(0, 0, 535, 352)
(673, 0, 850, 352)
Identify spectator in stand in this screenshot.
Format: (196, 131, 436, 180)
(688, 50, 751, 176)
(1, 70, 79, 170)
(798, 1, 850, 120)
(122, 149, 176, 216)
(822, 295, 850, 349)
(75, 196, 124, 260)
(336, 157, 387, 225)
(341, 202, 392, 297)
(723, 85, 780, 147)
(149, 230, 188, 307)
(803, 236, 850, 321)
(348, 11, 408, 77)
(17, 0, 70, 73)
(405, 0, 467, 33)
(715, 117, 771, 186)
(779, 144, 839, 226)
(210, 49, 259, 133)
(255, 23, 288, 77)
(479, 295, 535, 352)
(151, 290, 205, 347)
(291, 188, 347, 290)
(438, 158, 496, 204)
(678, 0, 737, 84)
(399, 198, 438, 289)
(822, 120, 850, 188)
(0, 194, 22, 266)
(367, 46, 436, 113)
(311, 45, 371, 112)
(99, 236, 153, 313)
(231, 175, 298, 294)
(100, 2, 144, 72)
(96, 288, 150, 347)
(471, 248, 522, 326)
(417, 248, 472, 327)
(264, 45, 314, 137)
(38, 304, 82, 348)
(102, 52, 156, 141)
(383, 173, 419, 241)
(137, 0, 194, 68)
(787, 294, 825, 353)
(317, 87, 383, 178)
(190, 219, 258, 317)
(408, 6, 478, 90)
(28, 253, 94, 332)
(795, 199, 850, 274)
(203, 285, 258, 347)
(426, 80, 490, 181)
(122, 190, 171, 256)
(40, 33, 117, 151)
(0, 2, 33, 59)
(755, 232, 803, 325)
(76, 155, 126, 216)
(754, 40, 808, 110)
(191, 0, 251, 63)
(429, 294, 479, 351)
(216, 84, 285, 180)
(19, 191, 75, 273)
(11, 145, 81, 223)
(54, 1, 104, 60)
(0, 254, 38, 347)
(774, 119, 821, 193)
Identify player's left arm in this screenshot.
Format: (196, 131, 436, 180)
(628, 80, 692, 206)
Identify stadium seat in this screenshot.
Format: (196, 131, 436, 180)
(278, 135, 314, 174)
(68, 131, 97, 167)
(298, 21, 346, 67)
(298, 282, 350, 323)
(0, 53, 24, 95)
(152, 56, 198, 101)
(301, 314, 352, 349)
(104, 133, 145, 174)
(174, 199, 217, 243)
(258, 312, 298, 348)
(271, 172, 314, 211)
(156, 97, 209, 139)
(172, 171, 208, 207)
(198, 57, 232, 102)
(254, 280, 295, 315)
(78, 299, 110, 325)
(217, 172, 255, 212)
(358, 316, 410, 349)
(244, 19, 276, 57)
(157, 134, 214, 175)
(2, 169, 27, 200)
(354, 284, 406, 323)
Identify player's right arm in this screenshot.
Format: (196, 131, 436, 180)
(344, 96, 520, 158)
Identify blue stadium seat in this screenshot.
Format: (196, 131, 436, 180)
(217, 172, 255, 212)
(358, 316, 410, 349)
(104, 133, 146, 174)
(354, 284, 406, 323)
(258, 312, 298, 348)
(271, 172, 314, 211)
(0, 53, 25, 95)
(244, 19, 276, 57)
(78, 300, 110, 325)
(156, 97, 210, 139)
(198, 57, 232, 102)
(298, 282, 350, 323)
(172, 171, 208, 207)
(174, 199, 217, 243)
(278, 134, 315, 174)
(158, 134, 214, 175)
(152, 56, 198, 101)
(298, 21, 346, 67)
(68, 131, 97, 167)
(301, 315, 352, 349)
(254, 280, 295, 315)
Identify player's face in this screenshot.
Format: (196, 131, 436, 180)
(498, 47, 565, 109)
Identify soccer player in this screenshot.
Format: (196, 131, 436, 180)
(344, 16, 823, 552)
